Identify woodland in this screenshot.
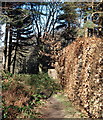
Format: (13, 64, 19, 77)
(0, 1, 103, 119)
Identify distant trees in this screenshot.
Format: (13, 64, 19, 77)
(1, 1, 102, 74)
(28, 2, 62, 73)
(2, 3, 34, 73)
(57, 2, 78, 44)
(76, 2, 103, 37)
(92, 2, 103, 36)
(1, 2, 62, 73)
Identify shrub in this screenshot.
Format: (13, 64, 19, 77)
(2, 72, 61, 119)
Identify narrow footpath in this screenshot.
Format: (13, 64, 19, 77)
(38, 92, 87, 118)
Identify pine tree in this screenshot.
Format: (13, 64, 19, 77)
(2, 3, 34, 73)
(57, 2, 78, 45)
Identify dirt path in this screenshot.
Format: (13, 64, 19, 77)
(38, 92, 87, 118)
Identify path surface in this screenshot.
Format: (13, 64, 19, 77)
(38, 92, 87, 118)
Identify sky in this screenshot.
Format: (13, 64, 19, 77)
(0, 1, 93, 47)
(0, 2, 62, 47)
(0, 24, 5, 46)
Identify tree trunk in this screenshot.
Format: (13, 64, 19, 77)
(85, 28, 88, 37)
(3, 24, 8, 71)
(12, 41, 18, 74)
(12, 31, 19, 74)
(39, 63, 43, 74)
(7, 26, 12, 72)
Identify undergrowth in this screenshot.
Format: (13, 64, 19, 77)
(2, 72, 61, 119)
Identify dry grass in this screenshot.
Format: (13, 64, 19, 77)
(2, 75, 32, 119)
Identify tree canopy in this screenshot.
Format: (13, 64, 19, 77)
(1, 1, 103, 74)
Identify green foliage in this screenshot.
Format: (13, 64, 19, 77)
(2, 72, 61, 119)
(2, 105, 21, 119)
(2, 71, 13, 79)
(2, 72, 13, 90)
(2, 104, 38, 119)
(77, 28, 85, 37)
(29, 73, 60, 93)
(13, 73, 61, 95)
(83, 20, 97, 29)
